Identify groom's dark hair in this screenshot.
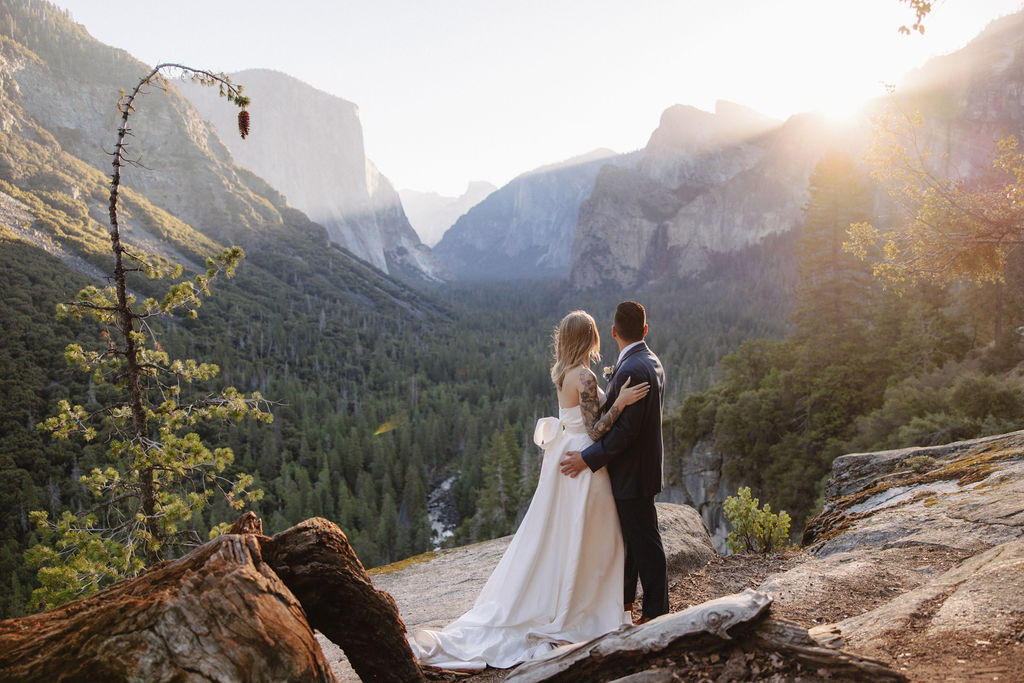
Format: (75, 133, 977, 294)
(614, 301, 646, 342)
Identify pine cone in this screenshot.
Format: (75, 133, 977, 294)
(237, 109, 250, 139)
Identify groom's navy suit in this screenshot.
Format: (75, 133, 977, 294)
(581, 340, 669, 619)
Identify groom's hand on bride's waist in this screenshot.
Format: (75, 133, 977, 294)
(560, 451, 588, 477)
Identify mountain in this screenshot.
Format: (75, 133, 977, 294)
(178, 69, 448, 286)
(428, 15, 1024, 293)
(570, 9, 1024, 291)
(892, 9, 1024, 174)
(0, 0, 535, 617)
(399, 181, 496, 247)
(433, 148, 636, 280)
(568, 101, 849, 289)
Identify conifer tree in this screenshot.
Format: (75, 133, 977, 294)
(473, 424, 523, 538)
(27, 65, 267, 610)
(793, 149, 875, 349)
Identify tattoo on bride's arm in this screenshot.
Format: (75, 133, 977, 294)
(580, 370, 619, 442)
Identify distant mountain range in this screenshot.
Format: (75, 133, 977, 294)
(0, 1, 1017, 295)
(399, 182, 496, 247)
(431, 11, 1024, 289)
(432, 149, 638, 280)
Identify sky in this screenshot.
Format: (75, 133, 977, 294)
(52, 0, 1024, 196)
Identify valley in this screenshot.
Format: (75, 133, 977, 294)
(0, 0, 1023, 635)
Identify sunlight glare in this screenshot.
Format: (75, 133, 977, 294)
(810, 79, 880, 122)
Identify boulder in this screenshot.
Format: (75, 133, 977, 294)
(803, 430, 1024, 557)
(656, 502, 719, 575)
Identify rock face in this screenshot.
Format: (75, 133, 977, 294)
(752, 430, 1024, 674)
(433, 149, 636, 280)
(400, 181, 497, 246)
(568, 102, 848, 289)
(568, 13, 1024, 291)
(659, 438, 741, 553)
(180, 69, 447, 285)
(895, 10, 1024, 179)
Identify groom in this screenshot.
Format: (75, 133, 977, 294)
(560, 301, 669, 623)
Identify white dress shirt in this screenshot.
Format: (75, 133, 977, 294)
(615, 340, 644, 368)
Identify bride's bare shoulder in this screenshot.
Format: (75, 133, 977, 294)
(562, 364, 595, 388)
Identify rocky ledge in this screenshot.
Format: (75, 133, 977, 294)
(348, 430, 1024, 681)
(793, 430, 1024, 678)
(3, 431, 1021, 681)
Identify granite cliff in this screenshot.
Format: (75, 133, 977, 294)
(568, 11, 1024, 290)
(180, 69, 447, 285)
(433, 149, 637, 280)
(568, 102, 848, 289)
(658, 438, 741, 553)
(895, 9, 1024, 175)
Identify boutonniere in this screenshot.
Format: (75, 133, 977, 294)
(602, 365, 614, 381)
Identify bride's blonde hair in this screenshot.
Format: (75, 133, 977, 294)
(550, 310, 601, 389)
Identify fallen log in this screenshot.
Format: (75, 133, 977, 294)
(506, 589, 905, 682)
(259, 517, 426, 683)
(0, 515, 426, 683)
(0, 534, 333, 682)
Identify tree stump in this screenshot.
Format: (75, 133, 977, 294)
(259, 517, 426, 683)
(0, 534, 334, 682)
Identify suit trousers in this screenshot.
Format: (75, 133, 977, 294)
(615, 495, 669, 619)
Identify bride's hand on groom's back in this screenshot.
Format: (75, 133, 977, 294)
(616, 376, 649, 408)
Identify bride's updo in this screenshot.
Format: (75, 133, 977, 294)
(550, 310, 601, 389)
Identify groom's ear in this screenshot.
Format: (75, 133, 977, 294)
(642, 324, 648, 338)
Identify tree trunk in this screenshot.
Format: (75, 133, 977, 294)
(0, 516, 425, 682)
(259, 517, 426, 683)
(0, 534, 334, 682)
(505, 590, 905, 683)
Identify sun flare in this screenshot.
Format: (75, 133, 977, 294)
(811, 83, 875, 122)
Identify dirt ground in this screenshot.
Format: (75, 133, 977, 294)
(423, 550, 1024, 682)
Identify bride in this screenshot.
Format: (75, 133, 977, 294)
(407, 310, 649, 671)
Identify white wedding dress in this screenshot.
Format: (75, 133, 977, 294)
(407, 404, 627, 670)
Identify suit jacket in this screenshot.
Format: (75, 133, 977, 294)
(581, 341, 665, 499)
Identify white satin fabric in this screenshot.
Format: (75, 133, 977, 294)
(407, 404, 627, 670)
